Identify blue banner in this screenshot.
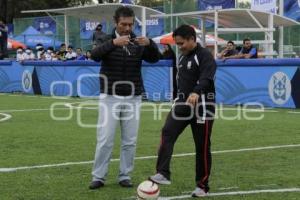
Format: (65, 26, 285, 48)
(120, 0, 133, 4)
(0, 61, 172, 101)
(134, 18, 164, 38)
(198, 0, 235, 10)
(284, 0, 300, 21)
(80, 19, 164, 39)
(0, 61, 23, 93)
(216, 67, 298, 108)
(33, 17, 56, 34)
(198, 0, 235, 28)
(80, 20, 107, 39)
(2, 59, 300, 107)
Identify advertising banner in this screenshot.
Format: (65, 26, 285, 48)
(251, 0, 277, 13)
(33, 17, 56, 34)
(198, 0, 235, 11)
(284, 0, 300, 21)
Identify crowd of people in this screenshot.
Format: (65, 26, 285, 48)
(15, 23, 107, 62)
(16, 43, 93, 62)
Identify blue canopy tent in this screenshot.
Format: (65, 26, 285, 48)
(14, 26, 63, 49)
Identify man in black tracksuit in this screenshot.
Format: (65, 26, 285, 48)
(149, 25, 216, 197)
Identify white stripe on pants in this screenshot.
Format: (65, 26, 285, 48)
(92, 94, 142, 182)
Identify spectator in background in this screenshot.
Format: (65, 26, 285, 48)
(161, 44, 177, 100)
(85, 50, 92, 60)
(44, 47, 55, 61)
(218, 41, 238, 59)
(16, 47, 25, 61)
(65, 45, 77, 60)
(161, 44, 175, 60)
(51, 51, 59, 61)
(76, 48, 86, 60)
(229, 38, 257, 59)
(0, 19, 8, 59)
(57, 43, 67, 60)
(92, 24, 107, 46)
(238, 38, 257, 58)
(35, 43, 45, 60)
(23, 48, 35, 60)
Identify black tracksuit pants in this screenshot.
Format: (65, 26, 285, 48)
(156, 101, 214, 192)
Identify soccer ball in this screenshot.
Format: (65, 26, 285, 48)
(136, 180, 160, 200)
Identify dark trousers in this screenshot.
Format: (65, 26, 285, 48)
(0, 38, 7, 59)
(156, 106, 214, 192)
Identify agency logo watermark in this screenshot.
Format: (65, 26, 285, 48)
(48, 74, 266, 128)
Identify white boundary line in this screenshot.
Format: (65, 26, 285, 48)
(288, 111, 300, 114)
(0, 143, 299, 173)
(0, 106, 285, 113)
(158, 188, 300, 200)
(0, 108, 71, 112)
(0, 113, 12, 122)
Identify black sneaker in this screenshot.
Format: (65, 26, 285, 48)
(89, 181, 104, 190)
(119, 179, 133, 188)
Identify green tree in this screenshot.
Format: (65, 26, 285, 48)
(0, 0, 93, 23)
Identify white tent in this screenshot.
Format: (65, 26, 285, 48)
(151, 8, 300, 58)
(22, 3, 164, 46)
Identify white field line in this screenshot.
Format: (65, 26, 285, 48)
(288, 111, 300, 114)
(158, 188, 300, 200)
(0, 106, 283, 113)
(0, 108, 71, 112)
(0, 113, 12, 122)
(0, 144, 299, 173)
(5, 94, 75, 100)
(217, 108, 278, 113)
(217, 186, 240, 191)
(0, 93, 297, 112)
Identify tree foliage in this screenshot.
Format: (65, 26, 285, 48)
(0, 0, 93, 23)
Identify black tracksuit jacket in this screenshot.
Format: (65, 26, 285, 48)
(91, 29, 161, 96)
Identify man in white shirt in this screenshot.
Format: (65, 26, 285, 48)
(35, 44, 44, 60)
(65, 45, 77, 60)
(16, 47, 25, 61)
(23, 48, 35, 60)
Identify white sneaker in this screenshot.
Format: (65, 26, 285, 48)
(149, 173, 171, 185)
(191, 187, 208, 197)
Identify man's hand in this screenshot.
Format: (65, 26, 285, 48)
(134, 36, 150, 46)
(186, 93, 199, 107)
(113, 36, 131, 46)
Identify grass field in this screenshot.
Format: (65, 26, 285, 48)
(0, 93, 299, 200)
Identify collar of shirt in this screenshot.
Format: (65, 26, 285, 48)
(115, 30, 121, 38)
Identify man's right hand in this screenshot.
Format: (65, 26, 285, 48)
(113, 36, 130, 47)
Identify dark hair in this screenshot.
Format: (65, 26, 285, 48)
(243, 38, 251, 44)
(60, 43, 66, 47)
(76, 48, 82, 51)
(68, 45, 73, 49)
(114, 6, 135, 23)
(96, 24, 102, 29)
(48, 46, 54, 51)
(227, 40, 234, 45)
(173, 25, 196, 41)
